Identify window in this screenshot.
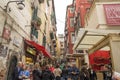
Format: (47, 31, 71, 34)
(71, 32, 75, 44)
(86, 8, 90, 13)
(46, 3, 49, 14)
(70, 18, 74, 27)
(70, 7, 74, 13)
(87, 0, 93, 3)
(38, 0, 44, 3)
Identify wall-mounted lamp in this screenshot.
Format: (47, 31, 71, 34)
(4, 0, 25, 12)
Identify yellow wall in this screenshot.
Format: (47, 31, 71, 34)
(56, 37, 61, 58)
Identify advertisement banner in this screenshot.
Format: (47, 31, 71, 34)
(2, 25, 11, 40)
(104, 4, 120, 25)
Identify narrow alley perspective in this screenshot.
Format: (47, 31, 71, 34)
(0, 0, 120, 80)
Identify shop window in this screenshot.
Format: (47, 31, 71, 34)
(42, 35, 46, 47)
(50, 32, 54, 40)
(70, 18, 74, 27)
(87, 0, 93, 3)
(69, 7, 74, 13)
(71, 32, 75, 44)
(31, 27, 38, 39)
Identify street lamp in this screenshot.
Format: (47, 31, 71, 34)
(4, 0, 25, 12)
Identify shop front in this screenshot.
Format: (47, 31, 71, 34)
(24, 39, 53, 66)
(73, 29, 120, 71)
(25, 44, 37, 64)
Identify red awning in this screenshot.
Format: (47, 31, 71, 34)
(89, 50, 110, 71)
(25, 39, 52, 59)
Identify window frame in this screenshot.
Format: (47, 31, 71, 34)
(70, 18, 74, 27)
(71, 32, 75, 44)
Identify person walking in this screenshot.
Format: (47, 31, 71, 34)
(80, 67, 90, 80)
(61, 65, 68, 80)
(88, 67, 97, 80)
(13, 61, 23, 80)
(67, 65, 72, 80)
(19, 65, 30, 80)
(41, 65, 55, 80)
(49, 64, 55, 73)
(32, 63, 42, 80)
(53, 64, 62, 80)
(112, 70, 120, 80)
(102, 65, 112, 80)
(71, 64, 80, 80)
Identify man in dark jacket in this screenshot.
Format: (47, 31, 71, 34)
(71, 64, 80, 80)
(88, 67, 97, 80)
(13, 62, 23, 80)
(41, 66, 55, 80)
(32, 63, 42, 80)
(80, 67, 90, 80)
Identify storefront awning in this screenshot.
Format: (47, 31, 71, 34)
(73, 28, 120, 53)
(25, 39, 52, 59)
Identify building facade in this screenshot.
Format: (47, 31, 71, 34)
(57, 34, 66, 63)
(73, 0, 92, 36)
(0, 0, 57, 79)
(0, 0, 32, 79)
(73, 0, 120, 72)
(64, 4, 75, 55)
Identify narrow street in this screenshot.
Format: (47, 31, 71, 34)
(0, 0, 120, 80)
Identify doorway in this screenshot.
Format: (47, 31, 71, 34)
(7, 55, 17, 80)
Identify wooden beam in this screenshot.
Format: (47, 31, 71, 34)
(86, 34, 106, 37)
(80, 43, 95, 45)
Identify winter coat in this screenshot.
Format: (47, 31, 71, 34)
(13, 67, 23, 80)
(32, 69, 41, 80)
(41, 69, 55, 80)
(88, 69, 97, 80)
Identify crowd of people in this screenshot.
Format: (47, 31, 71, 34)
(11, 61, 120, 80)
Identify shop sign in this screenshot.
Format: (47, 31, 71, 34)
(26, 46, 36, 56)
(26, 57, 33, 63)
(13, 36, 21, 47)
(104, 4, 120, 25)
(2, 26, 11, 40)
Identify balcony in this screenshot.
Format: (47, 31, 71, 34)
(65, 29, 68, 36)
(50, 32, 54, 40)
(31, 17, 42, 30)
(95, 0, 119, 2)
(38, 0, 44, 3)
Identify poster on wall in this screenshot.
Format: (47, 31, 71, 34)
(0, 45, 8, 57)
(2, 24, 11, 40)
(104, 4, 120, 25)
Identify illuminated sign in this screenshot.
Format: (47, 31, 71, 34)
(26, 46, 36, 56)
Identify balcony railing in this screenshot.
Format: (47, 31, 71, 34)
(38, 0, 44, 3)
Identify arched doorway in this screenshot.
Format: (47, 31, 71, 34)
(7, 55, 17, 80)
